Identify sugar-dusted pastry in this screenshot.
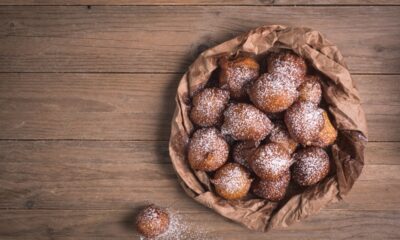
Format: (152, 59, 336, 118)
(190, 87, 230, 127)
(285, 101, 324, 145)
(311, 111, 337, 147)
(249, 72, 299, 113)
(219, 56, 260, 99)
(249, 143, 292, 180)
(267, 50, 307, 87)
(136, 204, 169, 238)
(298, 75, 322, 104)
(292, 147, 330, 186)
(211, 163, 252, 200)
(268, 121, 298, 154)
(221, 103, 273, 142)
(252, 170, 291, 201)
(188, 128, 229, 171)
(232, 141, 257, 169)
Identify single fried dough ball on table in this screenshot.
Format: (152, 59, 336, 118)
(285, 101, 325, 146)
(268, 121, 298, 154)
(252, 170, 291, 201)
(188, 128, 229, 172)
(267, 50, 307, 87)
(249, 143, 292, 181)
(221, 103, 273, 142)
(136, 204, 170, 238)
(249, 72, 299, 113)
(219, 56, 260, 99)
(311, 111, 338, 147)
(232, 141, 258, 169)
(211, 163, 252, 200)
(292, 147, 330, 186)
(190, 87, 230, 127)
(298, 75, 322, 104)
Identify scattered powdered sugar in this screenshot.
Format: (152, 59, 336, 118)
(232, 142, 256, 168)
(188, 128, 228, 169)
(253, 171, 291, 201)
(285, 102, 324, 144)
(298, 75, 322, 104)
(191, 88, 229, 122)
(221, 103, 272, 141)
(139, 208, 220, 240)
(268, 51, 306, 86)
(293, 147, 330, 185)
(251, 143, 291, 177)
(259, 72, 298, 96)
(213, 164, 251, 194)
(269, 121, 291, 143)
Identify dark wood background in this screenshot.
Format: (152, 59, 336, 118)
(0, 1, 399, 239)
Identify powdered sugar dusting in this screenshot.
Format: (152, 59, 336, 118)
(188, 128, 228, 170)
(213, 164, 251, 194)
(293, 147, 330, 185)
(298, 75, 322, 104)
(285, 102, 324, 144)
(251, 72, 299, 108)
(139, 209, 219, 240)
(190, 88, 230, 126)
(268, 51, 307, 86)
(253, 171, 290, 201)
(221, 103, 272, 142)
(250, 143, 291, 179)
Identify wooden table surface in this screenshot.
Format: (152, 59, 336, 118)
(0, 1, 399, 239)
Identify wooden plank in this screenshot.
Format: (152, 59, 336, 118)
(1, 0, 399, 6)
(0, 74, 399, 141)
(0, 209, 398, 240)
(0, 140, 398, 211)
(0, 6, 399, 74)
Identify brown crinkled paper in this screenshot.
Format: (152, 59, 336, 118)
(168, 25, 368, 231)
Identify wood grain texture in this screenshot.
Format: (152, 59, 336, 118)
(1, 0, 399, 6)
(0, 140, 399, 211)
(0, 6, 399, 73)
(1, 74, 398, 141)
(0, 209, 399, 240)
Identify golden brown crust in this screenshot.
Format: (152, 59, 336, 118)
(188, 128, 229, 172)
(292, 147, 330, 186)
(267, 50, 307, 87)
(219, 56, 260, 99)
(284, 101, 324, 145)
(221, 103, 273, 142)
(311, 111, 338, 147)
(190, 88, 230, 127)
(252, 170, 290, 201)
(211, 163, 252, 200)
(249, 72, 299, 113)
(232, 141, 258, 169)
(249, 143, 292, 180)
(298, 75, 322, 104)
(268, 121, 298, 154)
(136, 204, 169, 238)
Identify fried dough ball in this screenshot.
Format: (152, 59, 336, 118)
(249, 143, 292, 181)
(221, 103, 273, 142)
(190, 88, 230, 127)
(188, 128, 229, 172)
(232, 141, 257, 169)
(252, 170, 291, 201)
(211, 163, 252, 200)
(219, 56, 260, 99)
(249, 72, 299, 113)
(284, 101, 324, 145)
(298, 75, 322, 104)
(136, 204, 169, 238)
(268, 121, 298, 154)
(267, 50, 307, 87)
(311, 111, 338, 147)
(292, 147, 330, 186)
